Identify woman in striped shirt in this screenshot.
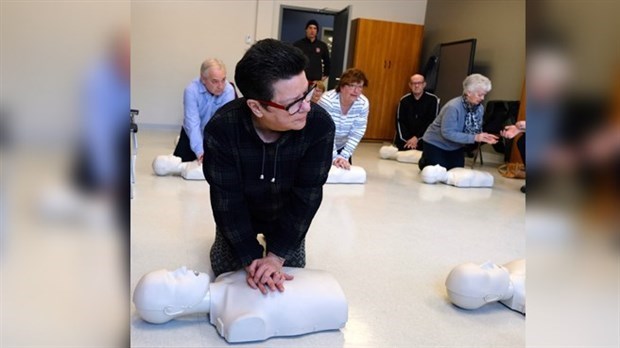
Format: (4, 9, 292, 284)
(317, 68, 370, 170)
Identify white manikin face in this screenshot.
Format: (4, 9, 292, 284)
(445, 261, 512, 309)
(421, 164, 448, 184)
(133, 266, 210, 323)
(152, 155, 182, 176)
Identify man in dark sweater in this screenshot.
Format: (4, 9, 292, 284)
(394, 74, 439, 151)
(203, 39, 335, 294)
(293, 19, 331, 82)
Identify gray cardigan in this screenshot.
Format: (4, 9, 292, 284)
(422, 96, 484, 151)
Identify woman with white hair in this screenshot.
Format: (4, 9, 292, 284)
(418, 74, 499, 170)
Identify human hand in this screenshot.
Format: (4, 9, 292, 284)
(500, 125, 521, 139)
(475, 132, 499, 144)
(333, 157, 351, 170)
(404, 136, 418, 149)
(244, 253, 293, 294)
(270, 269, 294, 292)
(197, 154, 204, 165)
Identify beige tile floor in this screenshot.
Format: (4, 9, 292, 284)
(130, 128, 525, 347)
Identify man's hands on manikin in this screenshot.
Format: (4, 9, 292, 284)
(404, 136, 419, 149)
(245, 252, 294, 294)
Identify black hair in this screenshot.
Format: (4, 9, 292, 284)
(234, 39, 308, 101)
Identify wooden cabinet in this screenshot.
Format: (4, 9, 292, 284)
(347, 18, 424, 141)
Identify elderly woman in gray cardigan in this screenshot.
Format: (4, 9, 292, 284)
(418, 74, 499, 170)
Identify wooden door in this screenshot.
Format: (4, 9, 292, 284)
(350, 19, 389, 140)
(370, 22, 424, 141)
(348, 18, 394, 140)
(349, 19, 424, 141)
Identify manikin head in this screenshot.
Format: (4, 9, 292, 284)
(152, 155, 182, 176)
(445, 261, 513, 310)
(133, 266, 211, 324)
(421, 164, 449, 184)
(379, 144, 399, 159)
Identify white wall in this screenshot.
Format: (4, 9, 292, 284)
(423, 0, 525, 103)
(1, 1, 129, 143)
(131, 0, 428, 127)
(131, 1, 258, 127)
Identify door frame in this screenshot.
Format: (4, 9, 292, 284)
(278, 5, 351, 89)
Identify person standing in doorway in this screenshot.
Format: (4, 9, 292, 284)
(294, 19, 331, 83)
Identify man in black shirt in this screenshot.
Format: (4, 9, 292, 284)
(394, 74, 439, 151)
(293, 19, 331, 83)
(203, 39, 335, 294)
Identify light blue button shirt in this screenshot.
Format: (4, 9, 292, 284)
(84, 57, 130, 187)
(183, 77, 235, 156)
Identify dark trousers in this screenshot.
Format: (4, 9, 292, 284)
(210, 228, 306, 277)
(418, 142, 465, 171)
(172, 128, 198, 162)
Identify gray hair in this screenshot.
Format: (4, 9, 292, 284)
(200, 58, 226, 77)
(462, 73, 492, 94)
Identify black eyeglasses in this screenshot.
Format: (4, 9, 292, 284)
(256, 84, 316, 115)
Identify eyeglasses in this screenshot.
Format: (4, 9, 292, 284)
(256, 84, 316, 115)
(410, 81, 425, 86)
(346, 83, 364, 91)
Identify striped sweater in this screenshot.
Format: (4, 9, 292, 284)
(317, 89, 369, 160)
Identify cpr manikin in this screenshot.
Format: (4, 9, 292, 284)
(152, 154, 205, 180)
(445, 259, 525, 314)
(421, 164, 494, 187)
(379, 144, 422, 163)
(133, 266, 348, 343)
(326, 165, 366, 184)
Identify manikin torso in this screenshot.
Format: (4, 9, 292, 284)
(326, 165, 367, 184)
(152, 154, 204, 180)
(379, 144, 422, 163)
(210, 268, 348, 342)
(421, 164, 494, 187)
(133, 267, 348, 343)
(499, 259, 525, 313)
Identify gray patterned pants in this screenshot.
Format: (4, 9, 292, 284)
(210, 229, 306, 277)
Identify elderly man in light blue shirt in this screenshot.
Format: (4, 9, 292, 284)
(173, 58, 236, 163)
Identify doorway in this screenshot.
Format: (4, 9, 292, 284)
(279, 5, 350, 90)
